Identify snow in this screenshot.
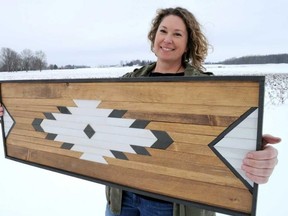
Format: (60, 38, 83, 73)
(205, 63, 288, 75)
(0, 64, 287, 81)
(0, 66, 132, 81)
(0, 64, 287, 216)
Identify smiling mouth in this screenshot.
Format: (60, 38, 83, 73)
(161, 46, 175, 51)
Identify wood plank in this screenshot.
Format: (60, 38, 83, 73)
(98, 101, 252, 117)
(147, 122, 225, 136)
(5, 110, 46, 119)
(10, 128, 47, 139)
(167, 132, 217, 145)
(8, 134, 63, 148)
(167, 143, 216, 156)
(9, 116, 35, 125)
(2, 98, 76, 106)
(1, 83, 70, 99)
(1, 82, 259, 106)
(6, 105, 60, 113)
(10, 123, 38, 131)
(7, 140, 82, 158)
(147, 148, 226, 168)
(124, 110, 238, 127)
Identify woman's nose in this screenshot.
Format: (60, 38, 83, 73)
(163, 34, 173, 43)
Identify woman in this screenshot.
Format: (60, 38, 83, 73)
(0, 7, 280, 216)
(104, 7, 280, 216)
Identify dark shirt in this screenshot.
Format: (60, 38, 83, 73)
(149, 72, 185, 77)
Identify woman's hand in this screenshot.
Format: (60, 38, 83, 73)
(242, 134, 281, 184)
(0, 105, 3, 117)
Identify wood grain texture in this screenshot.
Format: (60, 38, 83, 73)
(0, 77, 263, 215)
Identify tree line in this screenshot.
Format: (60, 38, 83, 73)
(218, 54, 288, 64)
(122, 54, 288, 66)
(0, 47, 48, 72)
(121, 59, 154, 67)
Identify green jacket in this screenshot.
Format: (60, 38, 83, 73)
(106, 62, 215, 216)
(121, 62, 213, 78)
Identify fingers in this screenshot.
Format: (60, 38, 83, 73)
(244, 153, 278, 169)
(242, 145, 279, 184)
(262, 134, 282, 146)
(242, 171, 271, 184)
(242, 163, 275, 184)
(247, 145, 278, 160)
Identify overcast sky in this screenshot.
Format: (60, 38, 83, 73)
(1, 0, 287, 67)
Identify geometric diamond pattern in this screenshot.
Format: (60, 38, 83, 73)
(83, 124, 95, 139)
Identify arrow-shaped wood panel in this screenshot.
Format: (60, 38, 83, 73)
(0, 76, 264, 216)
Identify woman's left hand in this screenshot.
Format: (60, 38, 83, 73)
(0, 104, 3, 117)
(242, 134, 281, 184)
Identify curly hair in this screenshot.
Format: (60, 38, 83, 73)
(148, 7, 209, 70)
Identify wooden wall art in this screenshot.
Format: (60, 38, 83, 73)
(0, 76, 265, 215)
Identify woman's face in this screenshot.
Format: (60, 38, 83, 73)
(153, 15, 188, 64)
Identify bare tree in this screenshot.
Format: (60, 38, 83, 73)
(11, 51, 21, 71)
(0, 47, 21, 72)
(0, 48, 12, 71)
(21, 49, 34, 71)
(32, 50, 47, 71)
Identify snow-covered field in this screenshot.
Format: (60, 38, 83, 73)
(1, 63, 287, 79)
(0, 64, 287, 216)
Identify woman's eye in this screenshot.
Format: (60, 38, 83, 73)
(175, 33, 182, 37)
(159, 29, 167, 33)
